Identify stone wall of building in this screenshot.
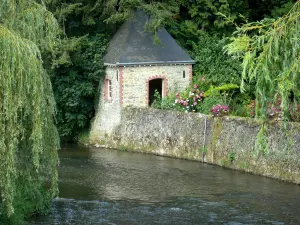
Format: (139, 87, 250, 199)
(91, 64, 192, 138)
(122, 64, 192, 107)
(89, 107, 300, 184)
(90, 67, 121, 138)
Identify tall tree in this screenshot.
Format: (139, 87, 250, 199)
(0, 0, 60, 222)
(226, 1, 300, 120)
(37, 0, 298, 142)
(43, 0, 110, 141)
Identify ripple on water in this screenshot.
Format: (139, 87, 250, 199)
(30, 146, 300, 225)
(30, 197, 287, 225)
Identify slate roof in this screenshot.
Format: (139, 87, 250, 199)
(104, 11, 195, 66)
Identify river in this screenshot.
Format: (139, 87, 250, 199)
(30, 145, 300, 224)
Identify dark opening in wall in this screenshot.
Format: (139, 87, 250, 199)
(149, 79, 163, 106)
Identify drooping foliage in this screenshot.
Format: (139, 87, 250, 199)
(0, 0, 297, 223)
(225, 1, 300, 120)
(36, 0, 299, 143)
(0, 0, 60, 222)
(99, 0, 296, 35)
(180, 0, 249, 34)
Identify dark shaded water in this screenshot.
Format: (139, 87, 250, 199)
(31, 145, 300, 225)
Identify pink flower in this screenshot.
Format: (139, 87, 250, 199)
(210, 104, 229, 117)
(183, 101, 188, 106)
(193, 102, 197, 106)
(194, 84, 198, 88)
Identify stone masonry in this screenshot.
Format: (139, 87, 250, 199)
(90, 11, 195, 140)
(90, 64, 192, 139)
(122, 64, 191, 107)
(90, 67, 121, 137)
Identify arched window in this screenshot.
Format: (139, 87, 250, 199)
(104, 78, 112, 101)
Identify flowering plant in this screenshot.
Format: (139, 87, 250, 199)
(175, 83, 205, 112)
(246, 98, 282, 120)
(269, 107, 281, 118)
(210, 104, 230, 117)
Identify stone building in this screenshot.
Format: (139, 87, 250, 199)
(90, 11, 195, 139)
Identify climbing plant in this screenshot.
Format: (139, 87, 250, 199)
(0, 0, 60, 222)
(225, 1, 300, 120)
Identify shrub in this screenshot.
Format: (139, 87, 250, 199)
(198, 94, 224, 114)
(52, 34, 108, 141)
(151, 90, 182, 111)
(210, 105, 230, 117)
(174, 76, 239, 114)
(175, 83, 205, 112)
(189, 32, 242, 86)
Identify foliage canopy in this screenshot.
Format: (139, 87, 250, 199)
(41, 0, 299, 143)
(52, 35, 108, 140)
(226, 1, 300, 120)
(0, 0, 60, 221)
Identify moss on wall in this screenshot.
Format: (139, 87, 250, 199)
(208, 117, 223, 164)
(88, 107, 300, 184)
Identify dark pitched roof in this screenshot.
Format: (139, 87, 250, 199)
(104, 11, 195, 66)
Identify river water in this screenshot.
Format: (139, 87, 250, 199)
(31, 145, 300, 225)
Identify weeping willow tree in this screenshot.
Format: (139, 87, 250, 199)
(225, 1, 300, 120)
(0, 0, 60, 222)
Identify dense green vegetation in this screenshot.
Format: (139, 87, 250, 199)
(52, 35, 108, 141)
(226, 1, 300, 121)
(1, 0, 299, 223)
(0, 0, 60, 223)
(43, 0, 111, 141)
(44, 0, 298, 141)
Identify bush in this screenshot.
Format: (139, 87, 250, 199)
(198, 94, 224, 114)
(151, 90, 182, 111)
(52, 34, 108, 141)
(210, 105, 230, 117)
(189, 31, 242, 86)
(173, 76, 239, 114)
(175, 83, 205, 112)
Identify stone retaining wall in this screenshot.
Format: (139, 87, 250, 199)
(89, 108, 300, 184)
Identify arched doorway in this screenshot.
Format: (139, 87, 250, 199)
(148, 78, 163, 106)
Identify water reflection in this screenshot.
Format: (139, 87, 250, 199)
(31, 145, 300, 224)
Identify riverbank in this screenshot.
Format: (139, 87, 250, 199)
(88, 107, 300, 184)
(30, 145, 300, 224)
